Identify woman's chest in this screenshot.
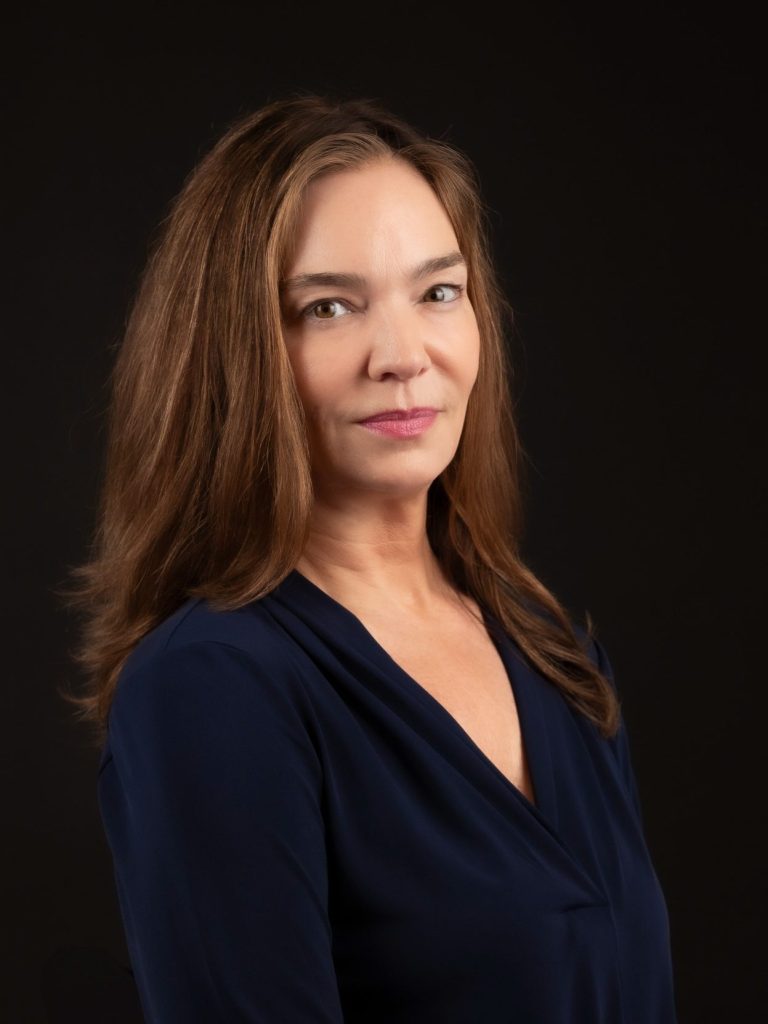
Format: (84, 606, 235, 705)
(354, 606, 536, 805)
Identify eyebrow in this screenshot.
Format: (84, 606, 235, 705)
(280, 250, 466, 294)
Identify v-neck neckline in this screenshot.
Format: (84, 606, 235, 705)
(276, 567, 550, 819)
(269, 567, 612, 903)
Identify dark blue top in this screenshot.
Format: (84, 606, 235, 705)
(97, 568, 677, 1022)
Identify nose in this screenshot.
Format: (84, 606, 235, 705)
(365, 305, 432, 381)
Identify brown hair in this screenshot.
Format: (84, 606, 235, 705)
(57, 91, 620, 748)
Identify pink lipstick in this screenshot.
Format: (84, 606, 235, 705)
(356, 407, 439, 439)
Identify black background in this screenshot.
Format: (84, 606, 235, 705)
(5, 1, 764, 1021)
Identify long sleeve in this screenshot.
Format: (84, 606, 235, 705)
(97, 640, 345, 1024)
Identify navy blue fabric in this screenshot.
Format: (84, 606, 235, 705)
(98, 568, 677, 1022)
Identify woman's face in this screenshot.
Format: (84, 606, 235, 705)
(280, 157, 480, 502)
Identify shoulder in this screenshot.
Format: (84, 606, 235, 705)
(119, 592, 298, 683)
(523, 604, 616, 692)
(104, 594, 312, 762)
(572, 622, 615, 683)
(115, 593, 303, 688)
(524, 607, 616, 689)
(97, 598, 323, 798)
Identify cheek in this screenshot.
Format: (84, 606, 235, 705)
(288, 345, 351, 419)
(451, 316, 481, 390)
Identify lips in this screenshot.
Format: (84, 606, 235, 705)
(358, 407, 438, 423)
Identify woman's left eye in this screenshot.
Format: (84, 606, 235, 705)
(424, 282, 464, 303)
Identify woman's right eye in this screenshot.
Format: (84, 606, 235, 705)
(301, 298, 352, 322)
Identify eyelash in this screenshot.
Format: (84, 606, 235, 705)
(298, 282, 466, 323)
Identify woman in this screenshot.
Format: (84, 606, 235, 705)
(62, 93, 677, 1022)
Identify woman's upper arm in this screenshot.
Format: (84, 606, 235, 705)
(98, 640, 344, 1024)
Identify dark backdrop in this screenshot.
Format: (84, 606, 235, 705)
(5, 2, 764, 1021)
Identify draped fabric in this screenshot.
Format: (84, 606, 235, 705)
(98, 568, 677, 1022)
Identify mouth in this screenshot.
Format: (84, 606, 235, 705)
(356, 407, 439, 424)
(356, 410, 439, 439)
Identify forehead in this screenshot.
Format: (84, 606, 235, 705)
(285, 158, 460, 272)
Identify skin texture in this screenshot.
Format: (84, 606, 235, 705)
(280, 158, 535, 801)
(281, 157, 481, 622)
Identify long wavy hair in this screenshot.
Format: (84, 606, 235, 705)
(57, 91, 620, 748)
